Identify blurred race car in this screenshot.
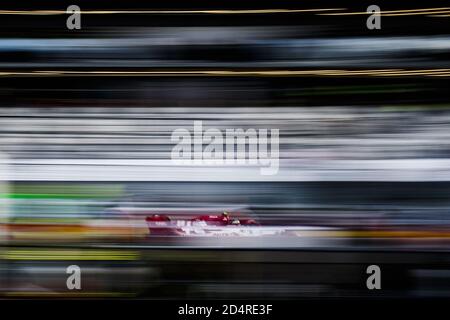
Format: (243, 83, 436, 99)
(145, 211, 281, 237)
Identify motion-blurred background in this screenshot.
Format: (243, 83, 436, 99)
(0, 0, 450, 299)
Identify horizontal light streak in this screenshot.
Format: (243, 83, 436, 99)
(1, 249, 139, 260)
(0, 7, 447, 18)
(0, 69, 449, 77)
(0, 8, 344, 15)
(320, 7, 450, 16)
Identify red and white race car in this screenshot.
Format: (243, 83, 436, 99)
(145, 211, 281, 237)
